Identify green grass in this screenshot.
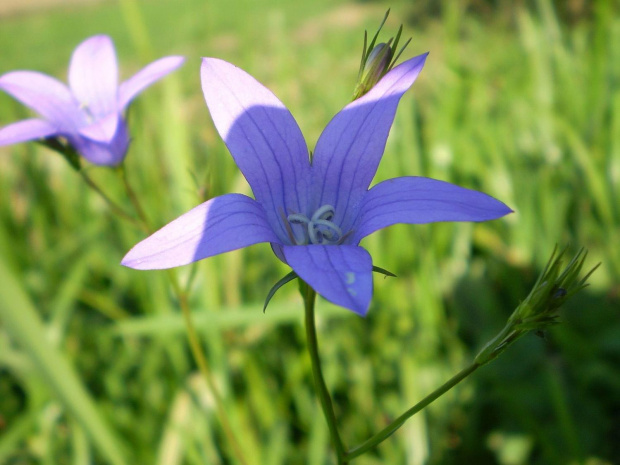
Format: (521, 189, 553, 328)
(0, 0, 618, 464)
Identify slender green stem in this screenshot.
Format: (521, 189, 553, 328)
(302, 283, 348, 464)
(167, 270, 249, 465)
(116, 168, 248, 465)
(345, 362, 480, 461)
(117, 165, 151, 231)
(78, 169, 145, 232)
(77, 164, 247, 464)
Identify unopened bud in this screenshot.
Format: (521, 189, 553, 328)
(352, 10, 411, 100)
(475, 246, 600, 366)
(355, 43, 391, 98)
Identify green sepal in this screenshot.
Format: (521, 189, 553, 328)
(263, 271, 299, 313)
(372, 265, 397, 278)
(39, 137, 81, 171)
(356, 9, 390, 82)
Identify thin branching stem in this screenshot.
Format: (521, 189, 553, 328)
(167, 270, 249, 465)
(78, 169, 145, 231)
(117, 164, 151, 231)
(84, 165, 249, 465)
(345, 363, 480, 461)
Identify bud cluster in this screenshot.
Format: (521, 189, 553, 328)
(475, 246, 600, 366)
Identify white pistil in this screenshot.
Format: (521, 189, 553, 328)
(286, 204, 344, 245)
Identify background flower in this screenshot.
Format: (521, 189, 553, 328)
(0, 34, 184, 165)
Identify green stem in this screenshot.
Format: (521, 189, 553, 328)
(167, 271, 249, 465)
(302, 283, 347, 464)
(117, 165, 151, 231)
(78, 169, 145, 232)
(345, 362, 480, 461)
(115, 169, 248, 465)
(75, 158, 245, 462)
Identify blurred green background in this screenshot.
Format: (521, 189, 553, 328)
(0, 0, 618, 464)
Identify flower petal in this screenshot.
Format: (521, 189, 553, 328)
(0, 71, 84, 129)
(311, 53, 428, 229)
(68, 35, 119, 118)
(201, 58, 311, 243)
(283, 245, 373, 316)
(122, 193, 280, 270)
(70, 118, 129, 166)
(0, 119, 58, 145)
(352, 176, 513, 243)
(78, 113, 120, 143)
(118, 56, 185, 109)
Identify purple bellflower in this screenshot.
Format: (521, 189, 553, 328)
(0, 35, 184, 166)
(122, 54, 512, 315)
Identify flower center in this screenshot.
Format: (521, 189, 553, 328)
(285, 205, 344, 245)
(79, 102, 96, 124)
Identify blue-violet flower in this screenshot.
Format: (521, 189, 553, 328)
(0, 35, 184, 165)
(122, 54, 512, 315)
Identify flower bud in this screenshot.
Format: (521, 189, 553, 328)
(352, 10, 411, 100)
(354, 43, 392, 99)
(475, 246, 600, 366)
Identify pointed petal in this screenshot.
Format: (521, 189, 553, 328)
(122, 194, 280, 270)
(312, 53, 428, 229)
(118, 56, 185, 109)
(201, 58, 311, 243)
(283, 245, 373, 316)
(353, 176, 513, 243)
(69, 35, 119, 117)
(0, 119, 58, 145)
(78, 113, 120, 143)
(70, 118, 129, 166)
(0, 71, 84, 129)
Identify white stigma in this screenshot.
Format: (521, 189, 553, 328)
(286, 205, 344, 245)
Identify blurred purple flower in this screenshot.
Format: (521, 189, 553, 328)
(122, 54, 512, 315)
(0, 35, 184, 166)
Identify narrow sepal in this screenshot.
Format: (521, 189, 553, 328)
(263, 271, 298, 313)
(372, 265, 396, 278)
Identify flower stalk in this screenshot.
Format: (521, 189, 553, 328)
(301, 282, 348, 464)
(117, 164, 152, 232)
(65, 156, 249, 465)
(167, 269, 249, 465)
(345, 363, 480, 461)
(119, 171, 249, 465)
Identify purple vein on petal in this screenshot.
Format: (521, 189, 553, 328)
(122, 194, 280, 270)
(216, 66, 302, 213)
(312, 53, 428, 229)
(201, 58, 310, 241)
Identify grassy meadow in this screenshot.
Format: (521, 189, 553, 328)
(0, 0, 618, 464)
